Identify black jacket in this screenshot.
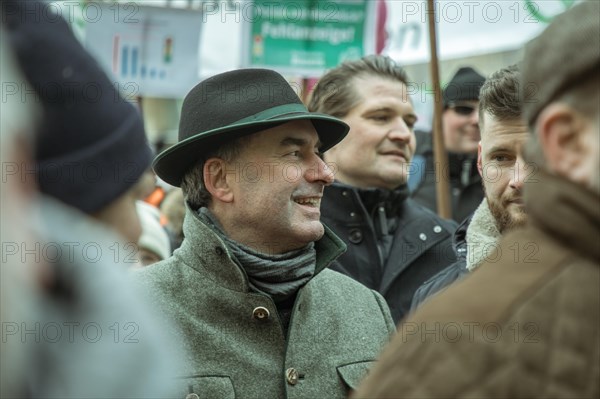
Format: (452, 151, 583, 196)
(409, 130, 484, 223)
(410, 214, 472, 312)
(321, 182, 458, 323)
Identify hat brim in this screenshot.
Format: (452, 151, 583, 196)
(153, 112, 349, 186)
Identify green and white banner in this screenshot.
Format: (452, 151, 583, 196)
(242, 0, 375, 76)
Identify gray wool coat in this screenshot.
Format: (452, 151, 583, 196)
(135, 207, 395, 399)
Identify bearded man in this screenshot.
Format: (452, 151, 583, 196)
(412, 64, 529, 309)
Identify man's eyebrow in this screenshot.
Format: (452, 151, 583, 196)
(487, 145, 513, 155)
(367, 106, 418, 122)
(367, 106, 395, 114)
(280, 137, 322, 149)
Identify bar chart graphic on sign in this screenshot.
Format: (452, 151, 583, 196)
(112, 35, 172, 80)
(85, 3, 202, 98)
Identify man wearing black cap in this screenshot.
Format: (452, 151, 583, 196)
(1, 3, 179, 397)
(4, 0, 155, 244)
(136, 69, 395, 397)
(354, 2, 599, 397)
(410, 66, 486, 222)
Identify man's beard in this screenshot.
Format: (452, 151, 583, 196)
(486, 191, 527, 234)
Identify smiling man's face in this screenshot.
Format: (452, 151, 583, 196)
(478, 113, 530, 233)
(323, 75, 417, 190)
(220, 120, 335, 253)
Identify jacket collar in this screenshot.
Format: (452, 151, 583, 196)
(453, 213, 472, 262)
(525, 169, 600, 263)
(329, 181, 409, 217)
(465, 199, 502, 271)
(176, 204, 347, 292)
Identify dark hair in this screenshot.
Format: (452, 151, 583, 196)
(180, 136, 250, 210)
(478, 64, 521, 128)
(307, 55, 409, 117)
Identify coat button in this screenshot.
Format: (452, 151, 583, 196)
(419, 233, 427, 241)
(215, 247, 224, 256)
(433, 225, 442, 233)
(349, 228, 363, 244)
(286, 368, 299, 385)
(185, 394, 200, 399)
(252, 306, 270, 321)
(342, 190, 348, 197)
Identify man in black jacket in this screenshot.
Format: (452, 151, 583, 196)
(308, 55, 457, 323)
(410, 67, 486, 223)
(411, 65, 530, 310)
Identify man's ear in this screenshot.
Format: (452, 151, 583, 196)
(477, 141, 483, 178)
(536, 103, 585, 179)
(203, 158, 234, 203)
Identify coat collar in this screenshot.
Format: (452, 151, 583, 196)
(525, 169, 600, 263)
(176, 204, 347, 292)
(328, 181, 409, 217)
(465, 199, 501, 271)
(451, 213, 472, 262)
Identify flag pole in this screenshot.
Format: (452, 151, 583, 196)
(426, 0, 452, 219)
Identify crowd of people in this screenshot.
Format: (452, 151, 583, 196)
(1, 0, 598, 398)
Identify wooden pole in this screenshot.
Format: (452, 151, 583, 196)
(426, 0, 452, 219)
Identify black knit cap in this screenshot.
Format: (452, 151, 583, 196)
(4, 0, 153, 214)
(443, 67, 486, 107)
(154, 68, 349, 186)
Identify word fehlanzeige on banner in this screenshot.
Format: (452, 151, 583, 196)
(243, 0, 375, 76)
(84, 3, 202, 98)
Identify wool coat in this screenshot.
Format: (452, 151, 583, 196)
(354, 170, 600, 398)
(136, 207, 395, 399)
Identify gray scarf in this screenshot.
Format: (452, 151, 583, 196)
(198, 208, 316, 302)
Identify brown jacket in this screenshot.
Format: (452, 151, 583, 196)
(355, 170, 600, 399)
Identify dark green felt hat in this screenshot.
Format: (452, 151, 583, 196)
(153, 68, 349, 186)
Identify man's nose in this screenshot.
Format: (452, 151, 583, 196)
(510, 155, 528, 190)
(387, 117, 412, 142)
(469, 108, 480, 125)
(306, 155, 335, 186)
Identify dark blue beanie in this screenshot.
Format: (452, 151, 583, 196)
(442, 67, 486, 107)
(4, 0, 153, 214)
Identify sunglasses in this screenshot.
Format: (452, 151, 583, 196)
(448, 104, 476, 116)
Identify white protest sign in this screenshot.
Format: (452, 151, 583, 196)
(383, 0, 580, 64)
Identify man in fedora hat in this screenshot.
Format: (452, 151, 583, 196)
(136, 68, 395, 398)
(354, 2, 599, 398)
